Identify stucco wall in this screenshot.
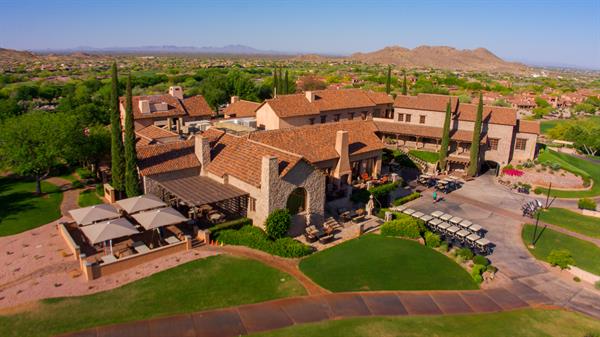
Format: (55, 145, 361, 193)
(511, 132, 538, 163)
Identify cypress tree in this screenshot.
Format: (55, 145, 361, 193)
(278, 68, 284, 95)
(467, 93, 484, 176)
(273, 68, 278, 97)
(439, 98, 452, 171)
(385, 65, 392, 94)
(109, 62, 125, 192)
(284, 69, 289, 94)
(124, 74, 141, 197)
(402, 70, 408, 95)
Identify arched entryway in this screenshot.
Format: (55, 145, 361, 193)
(482, 160, 500, 176)
(286, 187, 307, 215)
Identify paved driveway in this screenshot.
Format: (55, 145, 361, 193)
(406, 173, 600, 319)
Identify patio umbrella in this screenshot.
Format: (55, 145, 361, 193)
(116, 194, 167, 215)
(80, 217, 139, 255)
(131, 207, 188, 231)
(69, 204, 120, 226)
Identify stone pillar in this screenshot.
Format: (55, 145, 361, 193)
(185, 235, 192, 250)
(333, 131, 351, 182)
(260, 156, 279, 226)
(84, 261, 95, 281)
(104, 183, 116, 203)
(373, 153, 382, 178)
(197, 230, 210, 244)
(195, 136, 211, 175)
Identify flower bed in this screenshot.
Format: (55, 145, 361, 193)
(502, 168, 524, 176)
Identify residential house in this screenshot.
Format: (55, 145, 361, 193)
(222, 96, 260, 119)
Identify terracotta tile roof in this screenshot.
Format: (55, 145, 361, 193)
(206, 134, 303, 187)
(136, 125, 178, 140)
(201, 128, 226, 144)
(120, 94, 213, 120)
(248, 120, 385, 163)
(264, 89, 392, 118)
(374, 120, 486, 143)
(394, 94, 459, 112)
(223, 100, 260, 118)
(457, 103, 517, 126)
(136, 140, 200, 176)
(516, 120, 540, 135)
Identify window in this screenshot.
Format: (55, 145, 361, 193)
(361, 111, 368, 120)
(419, 115, 426, 124)
(397, 113, 404, 122)
(488, 138, 499, 151)
(320, 115, 327, 124)
(405, 114, 412, 123)
(515, 138, 527, 151)
(348, 112, 354, 120)
(248, 197, 256, 212)
(308, 118, 315, 125)
(334, 114, 341, 122)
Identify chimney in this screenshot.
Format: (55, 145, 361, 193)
(138, 100, 150, 114)
(305, 91, 315, 103)
(333, 130, 351, 179)
(260, 155, 278, 191)
(195, 135, 211, 175)
(230, 96, 240, 104)
(169, 86, 183, 100)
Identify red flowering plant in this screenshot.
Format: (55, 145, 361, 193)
(502, 168, 524, 176)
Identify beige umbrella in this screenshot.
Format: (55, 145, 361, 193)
(131, 207, 188, 230)
(80, 217, 139, 255)
(69, 204, 120, 226)
(116, 194, 167, 215)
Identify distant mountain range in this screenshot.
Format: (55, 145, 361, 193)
(32, 44, 291, 55)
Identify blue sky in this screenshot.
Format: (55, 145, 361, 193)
(1, 0, 599, 69)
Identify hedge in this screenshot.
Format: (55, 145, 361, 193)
(265, 209, 292, 239)
(473, 255, 489, 266)
(381, 217, 421, 239)
(215, 225, 312, 258)
(578, 198, 597, 211)
(369, 181, 399, 207)
(208, 218, 252, 236)
(457, 247, 474, 260)
(392, 192, 421, 206)
(471, 264, 486, 283)
(425, 231, 441, 248)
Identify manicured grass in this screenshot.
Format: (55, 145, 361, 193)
(540, 119, 567, 135)
(299, 234, 477, 292)
(522, 224, 600, 275)
(77, 189, 103, 207)
(0, 255, 306, 337)
(409, 149, 439, 163)
(539, 207, 600, 238)
(535, 149, 600, 198)
(0, 176, 63, 236)
(249, 309, 600, 337)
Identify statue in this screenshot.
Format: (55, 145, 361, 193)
(366, 194, 375, 217)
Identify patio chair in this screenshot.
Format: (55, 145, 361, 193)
(318, 234, 334, 244)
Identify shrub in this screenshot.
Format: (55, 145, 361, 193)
(95, 183, 104, 196)
(578, 198, 597, 211)
(216, 226, 311, 258)
(425, 231, 441, 248)
(392, 192, 421, 206)
(471, 264, 486, 283)
(264, 209, 292, 239)
(380, 217, 421, 239)
(208, 217, 252, 236)
(547, 249, 575, 270)
(350, 188, 370, 204)
(486, 265, 498, 273)
(573, 276, 581, 282)
(369, 181, 399, 207)
(455, 255, 465, 265)
(457, 248, 474, 260)
(438, 241, 449, 253)
(522, 160, 535, 168)
(71, 180, 84, 189)
(76, 167, 94, 180)
(550, 162, 561, 171)
(473, 255, 489, 266)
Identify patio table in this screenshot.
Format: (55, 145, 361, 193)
(412, 211, 425, 218)
(459, 220, 472, 229)
(402, 208, 416, 215)
(430, 211, 444, 218)
(133, 241, 151, 254)
(440, 213, 453, 221)
(469, 224, 483, 233)
(165, 236, 180, 245)
(101, 254, 117, 264)
(449, 216, 463, 225)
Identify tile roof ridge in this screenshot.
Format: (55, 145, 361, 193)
(245, 137, 304, 160)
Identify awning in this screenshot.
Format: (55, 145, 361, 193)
(131, 207, 188, 230)
(69, 204, 121, 226)
(116, 194, 167, 214)
(152, 174, 248, 206)
(80, 217, 138, 244)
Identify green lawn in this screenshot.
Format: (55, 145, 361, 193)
(77, 189, 103, 207)
(299, 234, 477, 292)
(0, 255, 306, 337)
(539, 207, 600, 238)
(535, 149, 600, 198)
(522, 224, 600, 275)
(409, 149, 439, 163)
(540, 119, 567, 135)
(0, 176, 63, 236)
(249, 309, 600, 337)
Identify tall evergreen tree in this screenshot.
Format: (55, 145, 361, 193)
(284, 69, 289, 94)
(273, 68, 278, 97)
(109, 62, 125, 192)
(402, 70, 408, 95)
(385, 65, 392, 94)
(439, 98, 452, 171)
(278, 68, 284, 95)
(124, 74, 141, 197)
(467, 93, 484, 176)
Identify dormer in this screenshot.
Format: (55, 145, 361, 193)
(138, 100, 151, 114)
